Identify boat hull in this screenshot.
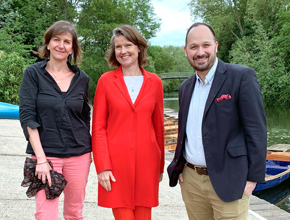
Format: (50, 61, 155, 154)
(0, 102, 19, 119)
(253, 160, 290, 194)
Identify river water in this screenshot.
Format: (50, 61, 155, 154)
(164, 98, 290, 213)
(164, 98, 290, 146)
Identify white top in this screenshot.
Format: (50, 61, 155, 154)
(124, 76, 144, 104)
(184, 58, 218, 166)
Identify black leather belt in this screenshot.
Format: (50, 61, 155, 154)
(186, 163, 208, 175)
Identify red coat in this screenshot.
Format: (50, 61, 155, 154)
(92, 66, 164, 209)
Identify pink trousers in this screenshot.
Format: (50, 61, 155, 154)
(33, 152, 91, 220)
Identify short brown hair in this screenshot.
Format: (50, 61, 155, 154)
(106, 25, 148, 68)
(185, 22, 216, 46)
(38, 20, 82, 65)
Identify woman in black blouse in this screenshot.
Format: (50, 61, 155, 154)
(19, 20, 91, 220)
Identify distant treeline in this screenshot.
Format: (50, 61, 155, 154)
(0, 0, 289, 107)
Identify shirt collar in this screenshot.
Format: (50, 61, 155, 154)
(40, 59, 79, 74)
(195, 57, 218, 85)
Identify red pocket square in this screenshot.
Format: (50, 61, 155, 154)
(215, 94, 231, 103)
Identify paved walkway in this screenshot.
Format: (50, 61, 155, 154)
(0, 119, 289, 219)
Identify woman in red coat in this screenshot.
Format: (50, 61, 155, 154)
(92, 25, 165, 220)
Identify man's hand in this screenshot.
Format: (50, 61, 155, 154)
(244, 181, 257, 196)
(179, 173, 184, 183)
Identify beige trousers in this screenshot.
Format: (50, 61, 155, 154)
(180, 165, 250, 220)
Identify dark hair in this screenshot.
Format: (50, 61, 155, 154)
(106, 25, 148, 68)
(185, 22, 216, 45)
(38, 20, 82, 65)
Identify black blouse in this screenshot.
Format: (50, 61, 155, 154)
(19, 60, 91, 158)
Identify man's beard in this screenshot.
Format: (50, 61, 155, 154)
(190, 54, 215, 72)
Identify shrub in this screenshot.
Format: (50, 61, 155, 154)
(0, 51, 27, 104)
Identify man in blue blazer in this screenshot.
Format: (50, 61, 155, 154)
(167, 23, 267, 220)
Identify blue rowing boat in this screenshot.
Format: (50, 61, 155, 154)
(253, 160, 290, 194)
(0, 102, 19, 119)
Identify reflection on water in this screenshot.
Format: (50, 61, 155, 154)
(164, 98, 178, 112)
(266, 108, 290, 146)
(164, 98, 290, 213)
(164, 99, 290, 146)
(255, 177, 290, 212)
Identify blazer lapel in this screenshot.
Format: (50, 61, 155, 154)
(204, 59, 228, 116)
(113, 66, 135, 109)
(180, 75, 196, 131)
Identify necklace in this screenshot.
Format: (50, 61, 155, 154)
(124, 76, 142, 93)
(131, 78, 137, 92)
(48, 71, 73, 85)
(51, 74, 61, 84)
(131, 77, 139, 92)
(45, 63, 73, 85)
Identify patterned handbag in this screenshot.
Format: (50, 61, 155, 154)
(21, 157, 67, 199)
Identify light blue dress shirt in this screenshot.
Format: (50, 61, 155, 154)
(184, 58, 218, 166)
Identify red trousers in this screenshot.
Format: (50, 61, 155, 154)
(112, 207, 152, 220)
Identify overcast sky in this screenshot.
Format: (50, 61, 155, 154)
(149, 0, 193, 47)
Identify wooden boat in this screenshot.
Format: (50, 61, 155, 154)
(253, 151, 290, 194)
(254, 177, 290, 206)
(0, 102, 19, 119)
(253, 160, 290, 194)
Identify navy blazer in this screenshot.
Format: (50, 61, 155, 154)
(167, 59, 267, 202)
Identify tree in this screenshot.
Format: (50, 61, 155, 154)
(147, 45, 163, 73)
(154, 51, 174, 74)
(247, 0, 287, 36)
(147, 45, 163, 60)
(148, 46, 192, 73)
(130, 0, 161, 40)
(188, 0, 248, 61)
(229, 21, 286, 106)
(272, 6, 290, 72)
(188, 0, 288, 61)
(78, 0, 160, 54)
(162, 46, 192, 72)
(0, 51, 27, 104)
(188, 0, 290, 106)
(0, 0, 33, 59)
(81, 50, 111, 102)
(0, 0, 80, 64)
(77, 0, 161, 98)
(0, 29, 33, 61)
(10, 0, 78, 47)
(0, 0, 165, 103)
(0, 0, 18, 29)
